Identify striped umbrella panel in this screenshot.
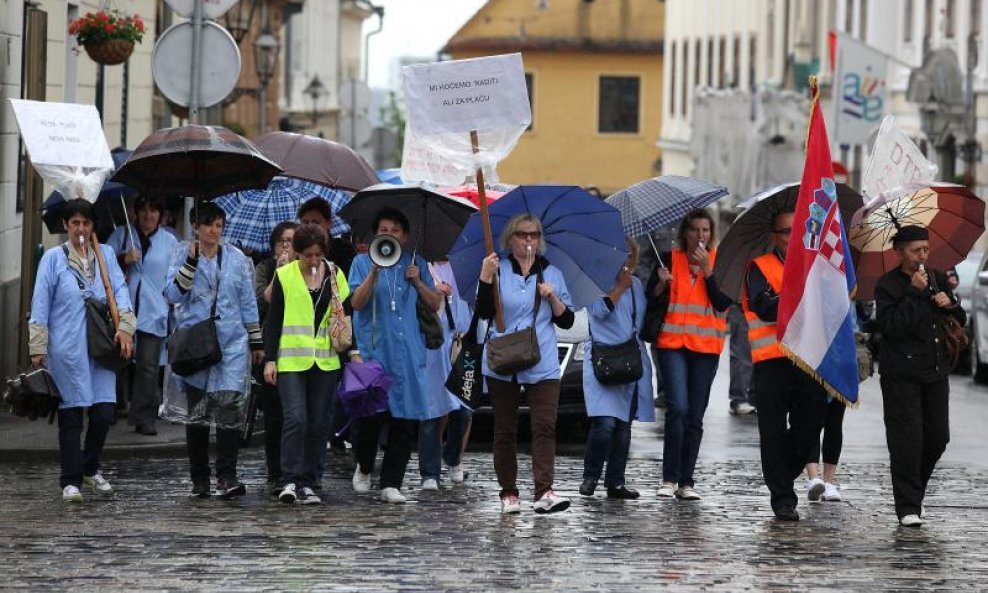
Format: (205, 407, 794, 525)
(607, 175, 729, 238)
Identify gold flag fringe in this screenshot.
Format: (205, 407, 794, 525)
(779, 343, 860, 409)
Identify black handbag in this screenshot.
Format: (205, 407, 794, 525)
(486, 267, 543, 376)
(417, 297, 444, 350)
(63, 245, 128, 371)
(591, 288, 644, 385)
(639, 262, 670, 343)
(168, 248, 223, 377)
(445, 308, 485, 407)
(2, 368, 62, 424)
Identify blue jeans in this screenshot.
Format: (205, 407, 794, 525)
(658, 347, 719, 487)
(583, 416, 633, 487)
(419, 407, 474, 481)
(443, 407, 473, 467)
(279, 367, 338, 487)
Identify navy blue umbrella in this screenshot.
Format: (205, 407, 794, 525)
(448, 185, 628, 309)
(42, 147, 136, 233)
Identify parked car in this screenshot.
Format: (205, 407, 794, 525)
(964, 250, 988, 382)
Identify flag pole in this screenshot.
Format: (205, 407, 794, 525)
(471, 129, 504, 332)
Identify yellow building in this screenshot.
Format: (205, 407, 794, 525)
(444, 0, 664, 195)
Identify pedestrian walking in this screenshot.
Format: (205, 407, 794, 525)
(348, 207, 447, 504)
(477, 214, 576, 514)
(253, 221, 298, 497)
(29, 199, 136, 502)
(579, 239, 655, 500)
(105, 195, 179, 436)
(647, 209, 732, 501)
(804, 399, 846, 502)
(263, 224, 354, 506)
(875, 224, 964, 527)
(164, 202, 264, 499)
(743, 209, 828, 521)
(727, 305, 756, 415)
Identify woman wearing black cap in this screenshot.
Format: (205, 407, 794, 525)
(874, 224, 965, 527)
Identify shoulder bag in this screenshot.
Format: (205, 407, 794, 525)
(63, 245, 128, 371)
(591, 288, 644, 385)
(486, 266, 543, 376)
(941, 313, 969, 371)
(639, 260, 671, 343)
(2, 368, 62, 424)
(168, 248, 223, 377)
(446, 307, 485, 407)
(327, 262, 353, 353)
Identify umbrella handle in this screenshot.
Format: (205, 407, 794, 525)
(647, 235, 666, 269)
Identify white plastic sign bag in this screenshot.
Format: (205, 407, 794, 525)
(862, 115, 938, 199)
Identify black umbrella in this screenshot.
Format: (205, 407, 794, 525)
(714, 182, 863, 302)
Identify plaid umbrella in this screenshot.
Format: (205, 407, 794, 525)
(606, 175, 729, 238)
(213, 177, 352, 253)
(848, 182, 985, 300)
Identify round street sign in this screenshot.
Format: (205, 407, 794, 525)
(339, 79, 371, 113)
(164, 0, 240, 20)
(152, 21, 241, 108)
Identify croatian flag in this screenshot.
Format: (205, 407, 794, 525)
(776, 79, 859, 405)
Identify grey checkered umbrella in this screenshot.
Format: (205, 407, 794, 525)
(606, 175, 729, 238)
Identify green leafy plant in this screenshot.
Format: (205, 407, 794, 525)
(69, 10, 146, 45)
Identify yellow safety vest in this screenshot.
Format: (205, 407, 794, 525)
(276, 261, 349, 372)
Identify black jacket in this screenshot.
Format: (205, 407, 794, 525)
(875, 267, 965, 382)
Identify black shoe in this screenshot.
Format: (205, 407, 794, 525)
(579, 479, 597, 496)
(216, 478, 247, 499)
(135, 424, 158, 436)
(266, 480, 281, 499)
(774, 506, 800, 521)
(606, 486, 640, 499)
(191, 478, 211, 499)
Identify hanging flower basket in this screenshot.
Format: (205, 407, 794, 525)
(70, 10, 145, 66)
(83, 39, 135, 65)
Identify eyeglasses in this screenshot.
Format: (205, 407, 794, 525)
(771, 228, 792, 236)
(277, 238, 293, 245)
(513, 231, 542, 240)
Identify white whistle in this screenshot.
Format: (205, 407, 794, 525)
(311, 266, 318, 277)
(79, 235, 85, 247)
(918, 263, 925, 272)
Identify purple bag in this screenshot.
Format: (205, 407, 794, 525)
(337, 360, 392, 420)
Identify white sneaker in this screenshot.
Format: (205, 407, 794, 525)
(533, 490, 571, 514)
(62, 485, 83, 502)
(352, 467, 372, 493)
(449, 464, 465, 484)
(675, 486, 701, 500)
(421, 478, 439, 491)
(381, 487, 407, 504)
(297, 486, 321, 505)
(806, 478, 825, 502)
(657, 483, 677, 498)
(279, 483, 298, 504)
(83, 472, 113, 494)
(501, 494, 522, 514)
(900, 514, 924, 527)
(730, 402, 757, 415)
(822, 482, 842, 502)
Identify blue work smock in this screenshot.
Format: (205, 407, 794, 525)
(106, 224, 179, 337)
(349, 252, 456, 420)
(427, 262, 475, 412)
(482, 259, 573, 384)
(30, 243, 133, 408)
(582, 277, 656, 423)
(164, 242, 258, 394)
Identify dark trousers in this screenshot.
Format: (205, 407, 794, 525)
(186, 424, 241, 481)
(278, 367, 338, 487)
(58, 403, 116, 488)
(657, 348, 719, 487)
(583, 416, 633, 487)
(880, 376, 950, 519)
(755, 358, 828, 512)
(260, 380, 283, 484)
(728, 306, 755, 407)
(489, 378, 560, 500)
(353, 411, 418, 490)
(808, 399, 846, 465)
(128, 332, 164, 428)
(443, 407, 473, 467)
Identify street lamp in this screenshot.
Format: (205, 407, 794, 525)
(223, 0, 257, 45)
(303, 75, 327, 125)
(253, 26, 280, 133)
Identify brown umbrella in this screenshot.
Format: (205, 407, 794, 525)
(253, 132, 378, 192)
(112, 125, 281, 200)
(848, 183, 985, 300)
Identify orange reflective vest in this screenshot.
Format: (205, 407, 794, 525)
(741, 253, 785, 363)
(656, 249, 727, 355)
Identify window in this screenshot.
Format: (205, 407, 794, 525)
(680, 40, 687, 117)
(694, 39, 701, 92)
(748, 37, 757, 90)
(973, 0, 982, 36)
(668, 42, 677, 117)
(732, 36, 741, 88)
(524, 72, 534, 131)
(860, 0, 869, 37)
(945, 0, 955, 38)
(904, 0, 914, 42)
(719, 37, 727, 88)
(598, 76, 640, 133)
(707, 38, 715, 87)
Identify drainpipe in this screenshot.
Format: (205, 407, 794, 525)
(361, 2, 384, 82)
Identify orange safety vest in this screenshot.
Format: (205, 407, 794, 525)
(656, 249, 727, 355)
(741, 253, 785, 363)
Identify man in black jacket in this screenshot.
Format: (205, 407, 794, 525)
(875, 225, 965, 527)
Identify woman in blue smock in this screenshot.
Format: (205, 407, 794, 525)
(163, 202, 263, 499)
(348, 207, 447, 504)
(477, 213, 576, 515)
(105, 195, 178, 435)
(29, 199, 136, 502)
(579, 239, 655, 500)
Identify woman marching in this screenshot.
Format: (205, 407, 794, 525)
(29, 199, 136, 501)
(164, 202, 264, 499)
(478, 214, 575, 514)
(580, 239, 655, 499)
(647, 208, 732, 500)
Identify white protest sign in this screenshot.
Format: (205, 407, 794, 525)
(403, 53, 531, 136)
(832, 33, 888, 146)
(862, 115, 938, 199)
(9, 99, 114, 169)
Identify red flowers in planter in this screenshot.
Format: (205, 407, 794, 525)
(69, 10, 146, 45)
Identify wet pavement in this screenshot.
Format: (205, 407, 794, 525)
(4, 356, 988, 591)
